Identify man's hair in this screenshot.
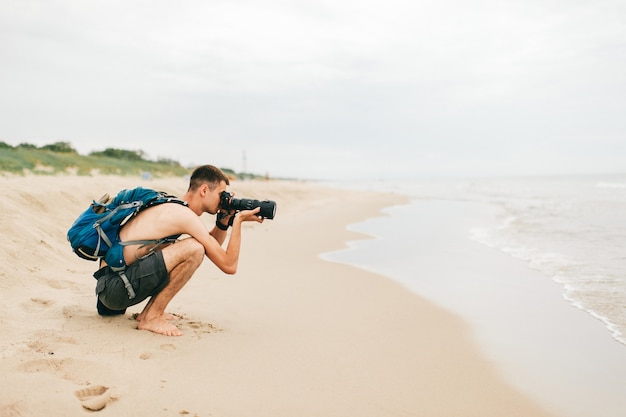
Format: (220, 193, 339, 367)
(188, 165, 230, 191)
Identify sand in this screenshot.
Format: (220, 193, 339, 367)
(0, 174, 559, 417)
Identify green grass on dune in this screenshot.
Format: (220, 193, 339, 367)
(0, 147, 221, 177)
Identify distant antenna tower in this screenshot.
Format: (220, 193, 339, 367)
(242, 150, 247, 173)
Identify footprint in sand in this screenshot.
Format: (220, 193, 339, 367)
(46, 278, 79, 290)
(139, 344, 176, 359)
(21, 297, 55, 313)
(183, 320, 223, 339)
(160, 343, 177, 352)
(62, 305, 86, 319)
(74, 385, 117, 411)
(26, 329, 77, 354)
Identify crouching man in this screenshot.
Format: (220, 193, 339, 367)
(94, 165, 263, 336)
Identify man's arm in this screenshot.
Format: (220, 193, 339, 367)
(186, 207, 262, 274)
(120, 203, 262, 274)
(209, 212, 233, 245)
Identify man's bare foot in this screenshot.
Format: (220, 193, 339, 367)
(136, 312, 180, 322)
(137, 315, 183, 336)
(165, 312, 182, 321)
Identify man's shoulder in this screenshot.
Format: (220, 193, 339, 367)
(131, 200, 191, 222)
(144, 200, 191, 214)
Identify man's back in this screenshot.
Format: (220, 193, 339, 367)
(119, 202, 194, 266)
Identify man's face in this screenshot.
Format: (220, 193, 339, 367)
(206, 180, 228, 214)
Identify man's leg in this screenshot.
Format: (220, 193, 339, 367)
(137, 238, 205, 336)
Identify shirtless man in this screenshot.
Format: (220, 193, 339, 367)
(93, 165, 263, 336)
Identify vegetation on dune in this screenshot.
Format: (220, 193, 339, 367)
(0, 141, 262, 179)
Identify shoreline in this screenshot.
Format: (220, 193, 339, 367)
(324, 196, 626, 417)
(0, 175, 559, 416)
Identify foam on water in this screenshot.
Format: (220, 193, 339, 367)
(464, 176, 626, 346)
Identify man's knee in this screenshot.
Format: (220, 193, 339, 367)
(162, 237, 204, 271)
(184, 238, 205, 264)
(175, 238, 205, 266)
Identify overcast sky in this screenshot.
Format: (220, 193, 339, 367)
(1, 0, 625, 180)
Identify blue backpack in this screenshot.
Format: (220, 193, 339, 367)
(67, 187, 187, 272)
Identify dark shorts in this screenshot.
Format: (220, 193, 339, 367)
(94, 251, 169, 314)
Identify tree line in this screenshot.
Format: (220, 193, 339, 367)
(0, 141, 181, 167)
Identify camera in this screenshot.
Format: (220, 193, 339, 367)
(219, 191, 276, 219)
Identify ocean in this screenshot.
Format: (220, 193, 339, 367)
(320, 173, 626, 417)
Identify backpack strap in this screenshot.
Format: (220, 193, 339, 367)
(116, 270, 136, 300)
(121, 236, 180, 260)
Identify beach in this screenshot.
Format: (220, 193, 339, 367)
(1, 174, 561, 416)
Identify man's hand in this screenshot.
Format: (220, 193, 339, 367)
(235, 207, 264, 224)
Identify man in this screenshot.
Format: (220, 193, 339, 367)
(94, 165, 263, 336)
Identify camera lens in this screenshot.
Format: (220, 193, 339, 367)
(230, 197, 276, 219)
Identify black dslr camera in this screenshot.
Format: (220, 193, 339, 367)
(219, 191, 277, 219)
